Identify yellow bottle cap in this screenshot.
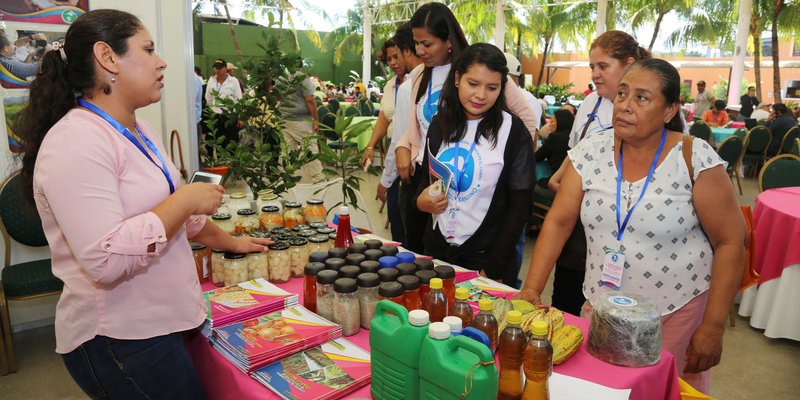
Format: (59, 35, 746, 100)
(531, 320, 548, 336)
(430, 278, 443, 290)
(506, 310, 522, 325)
(455, 287, 469, 300)
(478, 298, 493, 311)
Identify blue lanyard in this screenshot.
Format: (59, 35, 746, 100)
(394, 76, 400, 108)
(583, 97, 612, 131)
(453, 138, 478, 196)
(77, 98, 175, 194)
(615, 128, 667, 241)
(425, 76, 436, 118)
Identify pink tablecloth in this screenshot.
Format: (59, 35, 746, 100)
(189, 279, 680, 400)
(753, 186, 800, 283)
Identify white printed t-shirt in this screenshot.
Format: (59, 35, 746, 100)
(415, 64, 451, 164)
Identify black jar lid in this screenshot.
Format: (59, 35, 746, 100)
(275, 233, 294, 242)
(414, 259, 434, 270)
(434, 265, 456, 279)
(379, 281, 404, 298)
(396, 263, 417, 276)
(270, 227, 291, 235)
(345, 253, 366, 266)
(334, 277, 358, 294)
(359, 260, 380, 274)
(357, 272, 380, 288)
(211, 248, 225, 254)
(304, 262, 326, 276)
(289, 238, 308, 246)
(190, 242, 207, 251)
(316, 269, 339, 284)
(306, 198, 324, 205)
(249, 230, 270, 239)
(339, 265, 361, 279)
(415, 269, 437, 284)
(309, 234, 329, 243)
(284, 201, 302, 208)
(224, 252, 246, 259)
(364, 249, 384, 261)
(268, 242, 290, 251)
(211, 213, 231, 220)
(237, 208, 256, 216)
(364, 239, 383, 250)
(309, 251, 328, 263)
(328, 247, 348, 259)
(378, 268, 399, 282)
(397, 275, 420, 291)
(324, 257, 346, 271)
(328, 233, 337, 240)
(380, 245, 399, 256)
(317, 227, 336, 235)
(308, 222, 328, 230)
(297, 230, 316, 238)
(348, 243, 367, 254)
(291, 224, 310, 232)
(261, 205, 280, 213)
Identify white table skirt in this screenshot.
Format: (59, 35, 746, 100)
(738, 263, 800, 341)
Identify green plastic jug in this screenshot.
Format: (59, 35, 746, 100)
(419, 322, 499, 399)
(370, 300, 430, 400)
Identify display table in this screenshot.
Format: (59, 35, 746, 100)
(739, 187, 800, 341)
(710, 127, 736, 146)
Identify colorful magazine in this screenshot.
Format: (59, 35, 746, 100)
(203, 278, 298, 327)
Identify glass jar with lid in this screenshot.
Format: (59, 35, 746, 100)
(234, 209, 259, 234)
(307, 235, 330, 254)
(256, 191, 283, 214)
(259, 205, 283, 231)
(308, 222, 328, 231)
(288, 238, 309, 278)
(291, 224, 311, 233)
(333, 278, 360, 336)
(357, 272, 380, 329)
(304, 199, 327, 224)
(282, 202, 305, 228)
(210, 213, 234, 235)
(247, 251, 269, 281)
(228, 192, 252, 213)
(191, 242, 210, 283)
(210, 249, 226, 286)
(267, 242, 291, 283)
(296, 230, 316, 240)
(223, 252, 248, 286)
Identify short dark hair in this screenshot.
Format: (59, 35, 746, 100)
(624, 59, 684, 133)
(194, 66, 202, 76)
(379, 38, 397, 63)
(714, 100, 726, 110)
(392, 22, 415, 55)
(772, 103, 788, 115)
(747, 86, 755, 91)
(697, 80, 706, 86)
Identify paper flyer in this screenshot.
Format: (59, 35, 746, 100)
(428, 141, 453, 229)
(203, 279, 298, 325)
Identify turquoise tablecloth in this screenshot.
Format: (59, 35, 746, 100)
(711, 127, 736, 146)
(546, 105, 560, 116)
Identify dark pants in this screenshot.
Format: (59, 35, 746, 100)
(550, 223, 587, 316)
(387, 178, 406, 244)
(62, 332, 207, 400)
(398, 168, 428, 254)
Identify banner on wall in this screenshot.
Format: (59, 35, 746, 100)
(4, 91, 27, 152)
(0, 1, 89, 25)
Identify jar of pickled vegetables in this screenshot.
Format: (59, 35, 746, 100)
(211, 249, 225, 286)
(191, 242, 210, 283)
(304, 198, 326, 224)
(267, 242, 291, 283)
(296, 230, 316, 239)
(288, 238, 309, 278)
(291, 224, 311, 233)
(210, 213, 234, 235)
(283, 202, 305, 228)
(247, 251, 269, 281)
(228, 192, 251, 213)
(259, 205, 283, 231)
(234, 209, 259, 234)
(308, 235, 330, 254)
(223, 252, 248, 286)
(256, 192, 283, 214)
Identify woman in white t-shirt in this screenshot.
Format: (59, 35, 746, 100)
(517, 59, 745, 393)
(416, 43, 535, 284)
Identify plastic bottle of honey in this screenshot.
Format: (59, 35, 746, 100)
(422, 278, 448, 322)
(522, 321, 553, 400)
(471, 298, 498, 352)
(498, 310, 526, 399)
(449, 287, 474, 329)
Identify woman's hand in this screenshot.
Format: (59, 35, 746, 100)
(684, 322, 724, 373)
(396, 147, 413, 183)
(513, 287, 543, 306)
(360, 147, 375, 168)
(226, 235, 273, 254)
(176, 183, 225, 216)
(416, 185, 448, 215)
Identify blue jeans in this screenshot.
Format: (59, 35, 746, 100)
(387, 179, 406, 243)
(62, 332, 207, 400)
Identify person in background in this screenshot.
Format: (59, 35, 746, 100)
(205, 58, 242, 147)
(701, 100, 730, 127)
(583, 83, 594, 96)
(516, 59, 745, 393)
(694, 80, 716, 120)
(726, 104, 744, 122)
(766, 103, 798, 157)
(504, 52, 542, 133)
(535, 109, 573, 186)
(226, 61, 245, 92)
(193, 66, 204, 154)
(0, 32, 40, 79)
(740, 86, 759, 118)
(415, 43, 535, 284)
(16, 10, 271, 399)
(278, 56, 323, 183)
(538, 103, 576, 140)
(751, 102, 772, 121)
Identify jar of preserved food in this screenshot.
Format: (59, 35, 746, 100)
(328, 232, 337, 246)
(333, 278, 360, 336)
(256, 191, 283, 214)
(210, 213, 234, 235)
(296, 229, 316, 239)
(345, 253, 366, 266)
(267, 242, 291, 283)
(364, 239, 383, 250)
(270, 227, 291, 236)
(228, 192, 252, 213)
(348, 243, 368, 254)
(304, 198, 327, 224)
(282, 202, 305, 228)
(357, 273, 380, 329)
(396, 263, 417, 276)
(359, 260, 380, 274)
(328, 247, 347, 259)
(259, 205, 283, 231)
(191, 242, 210, 283)
(234, 209, 259, 234)
(309, 251, 328, 263)
(379, 281, 404, 306)
(308, 222, 328, 230)
(339, 265, 361, 279)
(364, 249, 384, 261)
(247, 251, 269, 281)
(291, 224, 310, 233)
(288, 238, 309, 278)
(316, 270, 339, 321)
(223, 252, 248, 286)
(398, 275, 421, 311)
(211, 249, 226, 286)
(303, 262, 326, 313)
(324, 257, 346, 273)
(307, 235, 330, 255)
(274, 233, 294, 243)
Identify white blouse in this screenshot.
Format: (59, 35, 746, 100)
(569, 133, 726, 315)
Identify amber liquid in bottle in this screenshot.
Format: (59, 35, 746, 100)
(498, 318, 527, 399)
(449, 297, 474, 329)
(522, 329, 553, 400)
(422, 278, 448, 322)
(472, 308, 498, 352)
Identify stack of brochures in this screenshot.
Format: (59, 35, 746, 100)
(251, 338, 371, 400)
(200, 279, 298, 337)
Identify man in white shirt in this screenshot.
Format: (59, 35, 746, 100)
(205, 58, 243, 147)
(750, 103, 772, 121)
(504, 52, 541, 140)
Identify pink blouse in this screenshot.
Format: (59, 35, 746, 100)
(33, 108, 207, 354)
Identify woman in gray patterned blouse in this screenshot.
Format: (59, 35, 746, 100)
(516, 59, 745, 393)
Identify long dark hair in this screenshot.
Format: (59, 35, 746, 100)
(624, 59, 684, 133)
(437, 43, 508, 149)
(17, 9, 142, 200)
(410, 2, 469, 104)
(553, 109, 575, 134)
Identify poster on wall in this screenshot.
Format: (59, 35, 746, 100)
(0, 27, 65, 88)
(4, 90, 28, 152)
(0, 1, 89, 25)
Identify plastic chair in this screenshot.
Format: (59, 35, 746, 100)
(344, 106, 360, 117)
(731, 205, 760, 327)
(793, 138, 800, 156)
(689, 121, 712, 142)
(0, 171, 63, 374)
(327, 98, 340, 114)
(356, 98, 374, 117)
(286, 177, 373, 232)
(715, 136, 744, 195)
(758, 154, 800, 192)
(742, 126, 772, 177)
(733, 128, 747, 140)
(778, 126, 800, 154)
(319, 111, 338, 141)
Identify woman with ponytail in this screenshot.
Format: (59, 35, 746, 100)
(17, 10, 269, 398)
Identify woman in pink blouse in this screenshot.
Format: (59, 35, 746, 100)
(16, 10, 268, 399)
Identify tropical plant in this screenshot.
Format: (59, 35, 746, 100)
(620, 0, 693, 52)
(768, 0, 800, 103)
(712, 77, 756, 101)
(665, 0, 738, 52)
(239, 0, 328, 50)
(527, 83, 575, 104)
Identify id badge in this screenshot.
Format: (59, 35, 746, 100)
(445, 207, 458, 239)
(601, 247, 625, 289)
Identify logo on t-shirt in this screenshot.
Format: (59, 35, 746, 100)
(418, 90, 441, 133)
(437, 145, 483, 202)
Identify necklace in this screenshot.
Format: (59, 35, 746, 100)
(624, 182, 634, 212)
